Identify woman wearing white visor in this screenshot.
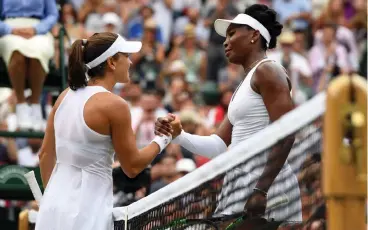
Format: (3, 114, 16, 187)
(35, 32, 172, 230)
(155, 4, 302, 223)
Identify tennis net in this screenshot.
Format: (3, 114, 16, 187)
(28, 92, 326, 230)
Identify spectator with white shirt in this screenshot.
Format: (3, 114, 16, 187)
(308, 22, 350, 93)
(268, 30, 313, 104)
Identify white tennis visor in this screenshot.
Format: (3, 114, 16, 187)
(214, 14, 271, 47)
(85, 35, 142, 69)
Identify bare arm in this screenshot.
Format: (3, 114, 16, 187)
(251, 62, 295, 193)
(155, 44, 165, 64)
(199, 53, 207, 83)
(109, 97, 167, 178)
(6, 138, 18, 162)
(38, 89, 69, 187)
(215, 116, 233, 146)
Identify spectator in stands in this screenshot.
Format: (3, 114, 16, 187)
(292, 29, 309, 56)
(168, 24, 207, 86)
(175, 158, 196, 179)
(127, 4, 163, 44)
(152, 0, 174, 49)
(150, 155, 177, 193)
(173, 7, 209, 48)
(309, 22, 350, 93)
(218, 62, 242, 92)
(16, 138, 41, 167)
(157, 60, 187, 90)
(84, 0, 119, 35)
(58, 2, 85, 41)
(0, 89, 17, 164)
(102, 12, 123, 35)
(272, 0, 312, 31)
(204, 0, 238, 82)
(268, 30, 313, 103)
(130, 18, 165, 90)
(135, 90, 168, 148)
(0, 0, 58, 131)
(314, 0, 349, 31)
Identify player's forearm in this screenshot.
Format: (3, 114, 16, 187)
(38, 151, 56, 188)
(126, 136, 170, 178)
(173, 131, 227, 159)
(255, 135, 295, 193)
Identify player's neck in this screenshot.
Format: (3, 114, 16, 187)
(241, 51, 266, 75)
(87, 75, 116, 92)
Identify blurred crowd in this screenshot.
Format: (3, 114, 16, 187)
(0, 0, 366, 229)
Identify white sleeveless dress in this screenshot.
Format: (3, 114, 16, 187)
(36, 86, 115, 230)
(215, 59, 302, 221)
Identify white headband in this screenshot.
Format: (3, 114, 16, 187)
(214, 14, 271, 47)
(85, 34, 142, 69)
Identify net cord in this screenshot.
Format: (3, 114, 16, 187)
(112, 92, 326, 221)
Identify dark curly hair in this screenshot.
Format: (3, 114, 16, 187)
(244, 4, 283, 50)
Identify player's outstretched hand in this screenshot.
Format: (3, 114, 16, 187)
(154, 114, 182, 139)
(155, 114, 175, 137)
(169, 114, 182, 139)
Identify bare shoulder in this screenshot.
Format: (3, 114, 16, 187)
(53, 88, 70, 111)
(251, 61, 291, 93)
(95, 93, 131, 120)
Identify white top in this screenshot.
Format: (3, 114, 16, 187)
(216, 59, 297, 217)
(227, 58, 290, 175)
(228, 59, 271, 149)
(36, 86, 115, 230)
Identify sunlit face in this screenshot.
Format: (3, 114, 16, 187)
(113, 53, 131, 83)
(224, 24, 256, 64)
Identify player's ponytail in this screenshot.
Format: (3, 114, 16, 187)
(68, 39, 87, 90)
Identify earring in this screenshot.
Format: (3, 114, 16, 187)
(251, 40, 254, 44)
(112, 67, 116, 70)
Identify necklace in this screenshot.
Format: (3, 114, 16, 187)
(231, 57, 267, 101)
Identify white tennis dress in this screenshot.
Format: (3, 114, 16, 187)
(36, 86, 115, 230)
(215, 59, 302, 221)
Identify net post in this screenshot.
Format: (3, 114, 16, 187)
(18, 209, 29, 230)
(323, 74, 367, 230)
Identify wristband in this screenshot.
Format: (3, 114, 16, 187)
(151, 135, 172, 153)
(253, 187, 268, 197)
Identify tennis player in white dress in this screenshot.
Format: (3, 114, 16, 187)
(35, 32, 172, 230)
(155, 4, 302, 222)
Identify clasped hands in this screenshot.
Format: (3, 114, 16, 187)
(154, 114, 268, 218)
(12, 27, 36, 39)
(154, 113, 182, 139)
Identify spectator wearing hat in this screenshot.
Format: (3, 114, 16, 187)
(158, 60, 187, 90)
(168, 24, 207, 87)
(268, 30, 313, 104)
(175, 158, 197, 178)
(102, 12, 123, 34)
(83, 0, 119, 35)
